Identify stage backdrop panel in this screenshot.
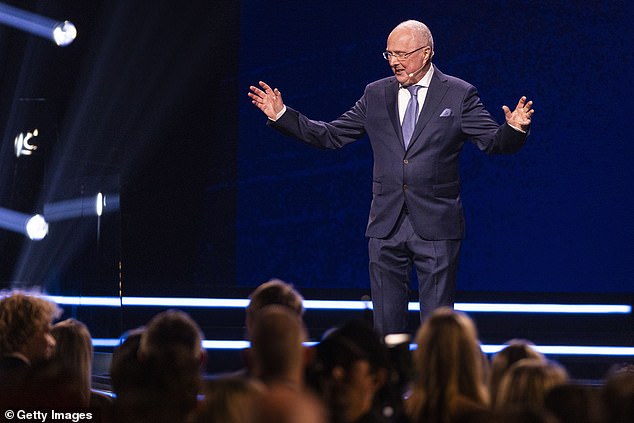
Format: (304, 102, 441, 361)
(231, 0, 634, 293)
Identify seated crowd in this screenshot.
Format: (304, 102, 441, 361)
(0, 282, 632, 423)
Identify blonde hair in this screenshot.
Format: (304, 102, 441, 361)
(0, 290, 61, 354)
(489, 340, 545, 406)
(406, 307, 489, 422)
(51, 318, 93, 406)
(494, 358, 568, 411)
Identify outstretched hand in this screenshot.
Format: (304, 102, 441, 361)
(503, 96, 534, 132)
(248, 81, 285, 120)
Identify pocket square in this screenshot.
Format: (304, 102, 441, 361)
(439, 108, 452, 117)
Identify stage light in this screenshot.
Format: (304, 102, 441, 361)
(96, 192, 104, 217)
(25, 214, 48, 240)
(0, 3, 77, 47)
(43, 192, 119, 222)
(51, 20, 77, 46)
(0, 207, 48, 240)
(14, 128, 39, 157)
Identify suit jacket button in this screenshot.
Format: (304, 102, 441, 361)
(403, 159, 409, 165)
(403, 184, 408, 190)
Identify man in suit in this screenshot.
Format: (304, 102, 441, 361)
(248, 20, 533, 335)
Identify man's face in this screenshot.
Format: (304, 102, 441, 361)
(20, 321, 56, 365)
(386, 28, 430, 86)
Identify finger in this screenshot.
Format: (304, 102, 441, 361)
(249, 86, 266, 99)
(259, 81, 274, 93)
(273, 88, 283, 102)
(523, 100, 533, 112)
(502, 105, 511, 118)
(248, 93, 264, 104)
(515, 96, 527, 110)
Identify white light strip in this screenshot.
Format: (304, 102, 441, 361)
(92, 338, 634, 356)
(479, 344, 634, 356)
(45, 295, 631, 314)
(122, 297, 250, 308)
(453, 303, 632, 314)
(92, 338, 124, 347)
(46, 296, 121, 307)
(530, 345, 634, 356)
(202, 340, 250, 350)
(303, 299, 371, 310)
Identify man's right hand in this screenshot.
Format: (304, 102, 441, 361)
(248, 81, 285, 120)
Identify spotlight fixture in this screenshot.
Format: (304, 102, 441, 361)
(0, 207, 48, 240)
(14, 128, 39, 157)
(43, 192, 119, 222)
(0, 2, 77, 47)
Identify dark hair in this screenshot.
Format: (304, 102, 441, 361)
(316, 319, 388, 373)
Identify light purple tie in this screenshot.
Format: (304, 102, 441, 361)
(402, 85, 421, 148)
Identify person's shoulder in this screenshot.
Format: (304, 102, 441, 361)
(365, 76, 397, 91)
(433, 67, 475, 90)
(0, 355, 29, 371)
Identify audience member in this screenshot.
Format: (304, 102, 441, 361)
(489, 339, 545, 407)
(246, 278, 304, 336)
(248, 304, 327, 423)
(494, 358, 567, 412)
(112, 310, 205, 423)
(252, 382, 328, 423)
(235, 279, 306, 377)
(109, 327, 146, 397)
(19, 318, 105, 409)
(544, 383, 604, 423)
(0, 290, 61, 406)
(248, 304, 308, 388)
(189, 375, 265, 423)
(50, 318, 98, 406)
(307, 319, 392, 423)
(405, 307, 491, 423)
(601, 364, 634, 423)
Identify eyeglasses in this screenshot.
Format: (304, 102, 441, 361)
(382, 45, 428, 61)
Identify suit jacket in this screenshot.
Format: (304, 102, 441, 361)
(269, 67, 527, 240)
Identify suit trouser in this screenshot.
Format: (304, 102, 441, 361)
(368, 211, 461, 335)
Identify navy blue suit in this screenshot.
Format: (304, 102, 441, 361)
(269, 67, 527, 333)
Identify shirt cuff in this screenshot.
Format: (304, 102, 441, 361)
(507, 122, 527, 133)
(268, 106, 287, 122)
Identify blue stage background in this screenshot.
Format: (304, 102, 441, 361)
(0, 0, 631, 297)
(232, 0, 633, 293)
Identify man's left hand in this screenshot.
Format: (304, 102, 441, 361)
(503, 96, 534, 132)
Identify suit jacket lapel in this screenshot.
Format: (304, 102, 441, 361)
(384, 79, 403, 147)
(407, 68, 449, 150)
